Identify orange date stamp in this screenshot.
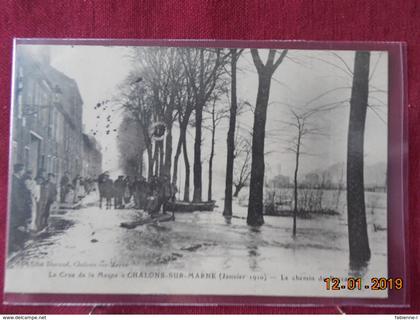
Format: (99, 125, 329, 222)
(323, 277, 403, 291)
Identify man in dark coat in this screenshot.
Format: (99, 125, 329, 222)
(9, 163, 27, 254)
(160, 175, 177, 214)
(146, 176, 162, 215)
(60, 171, 70, 203)
(138, 176, 149, 210)
(133, 176, 148, 209)
(39, 173, 57, 229)
(101, 175, 114, 210)
(97, 171, 109, 208)
(132, 176, 140, 209)
(113, 176, 125, 209)
(123, 176, 132, 205)
(34, 175, 47, 231)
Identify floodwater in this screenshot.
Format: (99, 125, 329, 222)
(8, 189, 387, 276)
(6, 189, 388, 297)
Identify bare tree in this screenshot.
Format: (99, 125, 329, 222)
(172, 71, 195, 197)
(347, 51, 371, 267)
(333, 163, 345, 211)
(223, 48, 244, 218)
(181, 48, 230, 202)
(247, 49, 288, 226)
(233, 134, 252, 198)
(131, 47, 183, 178)
(282, 109, 322, 236)
(118, 74, 155, 179)
(180, 139, 190, 202)
(204, 93, 229, 201)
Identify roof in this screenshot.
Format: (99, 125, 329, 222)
(16, 46, 84, 125)
(16, 48, 54, 92)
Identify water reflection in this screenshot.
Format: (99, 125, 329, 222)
(247, 226, 262, 271)
(224, 216, 232, 225)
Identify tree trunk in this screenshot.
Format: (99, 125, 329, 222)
(247, 74, 271, 226)
(163, 99, 174, 178)
(158, 140, 164, 177)
(138, 152, 144, 177)
(292, 135, 301, 237)
(347, 51, 371, 267)
(163, 125, 172, 178)
(192, 49, 206, 203)
(223, 49, 238, 218)
(193, 103, 203, 202)
(233, 184, 243, 197)
(182, 136, 191, 202)
(152, 142, 159, 177)
(208, 125, 215, 201)
(173, 120, 188, 187)
(172, 131, 183, 186)
(147, 146, 154, 180)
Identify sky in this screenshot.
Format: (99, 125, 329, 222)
(20, 44, 388, 196)
(48, 45, 133, 171)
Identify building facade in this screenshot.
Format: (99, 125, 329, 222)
(11, 47, 102, 184)
(82, 133, 103, 178)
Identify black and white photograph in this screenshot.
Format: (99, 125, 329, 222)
(5, 42, 388, 298)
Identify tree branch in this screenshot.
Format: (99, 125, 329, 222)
(272, 49, 288, 71)
(250, 49, 264, 73)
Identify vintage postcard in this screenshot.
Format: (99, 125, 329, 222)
(5, 40, 390, 301)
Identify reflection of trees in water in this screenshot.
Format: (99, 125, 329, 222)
(247, 226, 262, 271)
(224, 216, 232, 225)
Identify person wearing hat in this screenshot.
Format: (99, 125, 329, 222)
(113, 175, 126, 209)
(97, 171, 109, 208)
(101, 174, 114, 210)
(38, 173, 57, 230)
(138, 176, 149, 210)
(123, 176, 133, 205)
(60, 171, 70, 203)
(160, 174, 177, 215)
(32, 175, 45, 231)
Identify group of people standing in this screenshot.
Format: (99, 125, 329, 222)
(9, 163, 57, 253)
(9, 167, 177, 253)
(98, 172, 177, 216)
(59, 172, 95, 205)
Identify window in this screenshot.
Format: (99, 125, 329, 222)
(57, 113, 63, 144)
(51, 109, 56, 140)
(46, 155, 51, 173)
(54, 110, 59, 141)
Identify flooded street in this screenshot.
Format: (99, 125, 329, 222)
(5, 43, 393, 300)
(7, 190, 387, 296)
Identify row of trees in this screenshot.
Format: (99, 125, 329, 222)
(118, 47, 231, 204)
(117, 47, 373, 267)
(248, 50, 372, 266)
